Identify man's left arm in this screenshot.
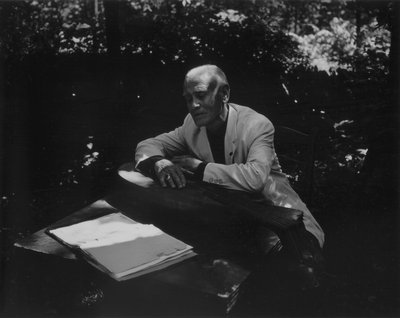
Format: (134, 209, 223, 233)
(176, 119, 275, 193)
(204, 123, 274, 192)
(135, 123, 190, 188)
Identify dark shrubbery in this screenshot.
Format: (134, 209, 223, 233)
(0, 0, 397, 217)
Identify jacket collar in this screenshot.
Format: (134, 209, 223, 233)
(225, 104, 237, 164)
(197, 104, 237, 164)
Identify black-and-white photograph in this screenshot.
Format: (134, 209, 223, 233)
(1, 0, 399, 317)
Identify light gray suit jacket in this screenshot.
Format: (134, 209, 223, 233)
(136, 103, 324, 246)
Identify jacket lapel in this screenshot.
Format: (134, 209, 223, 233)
(225, 105, 237, 164)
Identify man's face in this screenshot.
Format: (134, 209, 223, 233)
(183, 71, 224, 128)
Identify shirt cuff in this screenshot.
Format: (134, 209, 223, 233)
(193, 162, 208, 180)
(136, 156, 164, 179)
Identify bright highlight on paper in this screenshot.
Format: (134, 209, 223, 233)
(48, 213, 195, 281)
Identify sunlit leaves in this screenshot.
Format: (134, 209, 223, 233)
(83, 152, 99, 167)
(290, 15, 390, 74)
(1, 0, 362, 73)
(76, 22, 91, 30)
(120, 1, 303, 72)
(1, 0, 106, 57)
(0, 0, 391, 75)
(216, 9, 247, 23)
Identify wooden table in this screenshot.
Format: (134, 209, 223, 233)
(15, 167, 293, 316)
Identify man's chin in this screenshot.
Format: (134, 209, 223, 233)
(193, 118, 208, 127)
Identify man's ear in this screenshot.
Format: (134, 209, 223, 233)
(222, 85, 230, 102)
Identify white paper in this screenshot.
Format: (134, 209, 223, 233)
(49, 213, 193, 278)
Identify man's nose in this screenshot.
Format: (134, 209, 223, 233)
(191, 99, 201, 109)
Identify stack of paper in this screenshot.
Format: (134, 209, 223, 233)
(47, 212, 195, 281)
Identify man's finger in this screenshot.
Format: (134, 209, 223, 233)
(171, 169, 186, 188)
(159, 174, 168, 188)
(156, 164, 186, 189)
(176, 168, 186, 187)
(166, 173, 176, 188)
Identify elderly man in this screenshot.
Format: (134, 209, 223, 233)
(135, 65, 324, 247)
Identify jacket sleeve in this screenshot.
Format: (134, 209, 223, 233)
(203, 118, 276, 193)
(135, 126, 188, 168)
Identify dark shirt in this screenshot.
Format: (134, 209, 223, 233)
(137, 114, 228, 181)
(206, 119, 227, 164)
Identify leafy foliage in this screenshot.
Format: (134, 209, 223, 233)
(1, 2, 399, 316)
(119, 1, 303, 70)
(1, 0, 396, 205)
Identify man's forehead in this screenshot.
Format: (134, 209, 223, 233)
(183, 71, 218, 93)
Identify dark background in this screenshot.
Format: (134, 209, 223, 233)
(1, 0, 399, 317)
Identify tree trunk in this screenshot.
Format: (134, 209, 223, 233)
(103, 0, 120, 60)
(355, 4, 362, 48)
(388, 1, 400, 107)
(359, 1, 400, 209)
(103, 0, 122, 105)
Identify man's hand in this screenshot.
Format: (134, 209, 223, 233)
(171, 156, 202, 172)
(154, 159, 186, 189)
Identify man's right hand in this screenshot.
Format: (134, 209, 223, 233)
(154, 159, 186, 189)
